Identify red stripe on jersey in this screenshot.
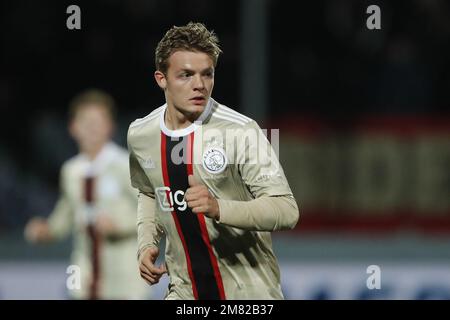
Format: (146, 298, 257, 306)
(84, 177, 101, 300)
(197, 215, 226, 299)
(186, 132, 193, 175)
(187, 132, 226, 300)
(161, 132, 199, 300)
(87, 224, 101, 299)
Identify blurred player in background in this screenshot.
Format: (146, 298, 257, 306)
(128, 22, 299, 299)
(24, 89, 149, 299)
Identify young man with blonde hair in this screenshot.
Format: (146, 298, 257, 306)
(128, 22, 299, 300)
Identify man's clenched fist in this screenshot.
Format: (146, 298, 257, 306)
(185, 175, 220, 220)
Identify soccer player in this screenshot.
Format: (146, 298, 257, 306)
(25, 89, 149, 299)
(128, 22, 299, 300)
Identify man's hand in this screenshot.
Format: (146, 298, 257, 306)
(139, 247, 167, 285)
(185, 175, 220, 220)
(24, 217, 53, 243)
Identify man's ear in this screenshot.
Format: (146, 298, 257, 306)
(154, 70, 167, 90)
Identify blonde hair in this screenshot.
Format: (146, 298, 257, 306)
(68, 89, 116, 121)
(155, 22, 222, 74)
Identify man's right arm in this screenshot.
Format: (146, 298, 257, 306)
(128, 127, 167, 284)
(128, 127, 164, 259)
(136, 191, 164, 260)
(217, 120, 299, 231)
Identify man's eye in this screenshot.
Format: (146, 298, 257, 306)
(180, 73, 191, 78)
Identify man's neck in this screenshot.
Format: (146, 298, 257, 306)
(165, 104, 198, 130)
(81, 144, 106, 161)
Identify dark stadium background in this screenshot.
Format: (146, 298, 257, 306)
(0, 0, 449, 299)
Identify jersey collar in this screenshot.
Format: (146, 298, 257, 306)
(160, 98, 213, 138)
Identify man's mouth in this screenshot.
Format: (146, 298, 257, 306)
(190, 96, 206, 104)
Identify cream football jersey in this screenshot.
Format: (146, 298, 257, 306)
(128, 98, 299, 300)
(47, 142, 149, 299)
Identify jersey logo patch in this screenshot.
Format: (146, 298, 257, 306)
(202, 147, 227, 174)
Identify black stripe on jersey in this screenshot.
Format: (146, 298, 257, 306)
(164, 134, 221, 300)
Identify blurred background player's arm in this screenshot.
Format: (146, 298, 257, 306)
(217, 121, 299, 232)
(24, 165, 74, 243)
(127, 129, 165, 257)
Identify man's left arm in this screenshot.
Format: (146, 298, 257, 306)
(187, 121, 299, 231)
(217, 195, 298, 232)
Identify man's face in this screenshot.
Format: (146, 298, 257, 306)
(69, 104, 114, 152)
(155, 50, 215, 118)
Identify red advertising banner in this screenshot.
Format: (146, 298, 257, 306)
(270, 115, 450, 233)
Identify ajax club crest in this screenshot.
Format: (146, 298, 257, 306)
(202, 147, 227, 174)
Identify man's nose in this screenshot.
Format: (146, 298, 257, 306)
(193, 74, 205, 90)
